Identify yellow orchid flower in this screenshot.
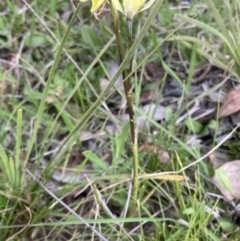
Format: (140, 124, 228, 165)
(80, 0, 106, 12)
(112, 0, 156, 19)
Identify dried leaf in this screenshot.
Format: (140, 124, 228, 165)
(209, 151, 229, 168)
(106, 61, 123, 91)
(140, 174, 186, 181)
(220, 85, 240, 117)
(214, 168, 234, 196)
(145, 61, 163, 80)
(139, 144, 170, 163)
(212, 160, 240, 201)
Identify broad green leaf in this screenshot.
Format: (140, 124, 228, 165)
(182, 207, 195, 215)
(218, 217, 236, 232)
(24, 34, 48, 47)
(207, 120, 218, 130)
(165, 107, 173, 121)
(185, 118, 203, 134)
(214, 168, 234, 195)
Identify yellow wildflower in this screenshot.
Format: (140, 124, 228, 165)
(80, 0, 156, 18)
(113, 0, 157, 19)
(80, 0, 106, 12)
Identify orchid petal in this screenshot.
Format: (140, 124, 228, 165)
(91, 0, 105, 12)
(139, 0, 156, 13)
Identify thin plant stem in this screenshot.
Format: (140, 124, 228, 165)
(52, 0, 163, 160)
(109, 2, 139, 207)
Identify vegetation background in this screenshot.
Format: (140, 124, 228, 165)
(1, 0, 240, 240)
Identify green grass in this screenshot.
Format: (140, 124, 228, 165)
(1, 0, 240, 240)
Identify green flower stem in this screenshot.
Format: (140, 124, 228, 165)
(50, 2, 163, 208)
(110, 1, 139, 209)
(55, 0, 162, 152)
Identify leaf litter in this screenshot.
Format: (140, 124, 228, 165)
(212, 160, 240, 202)
(220, 84, 240, 118)
(40, 54, 240, 235)
(3, 1, 240, 239)
(5, 46, 240, 239)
